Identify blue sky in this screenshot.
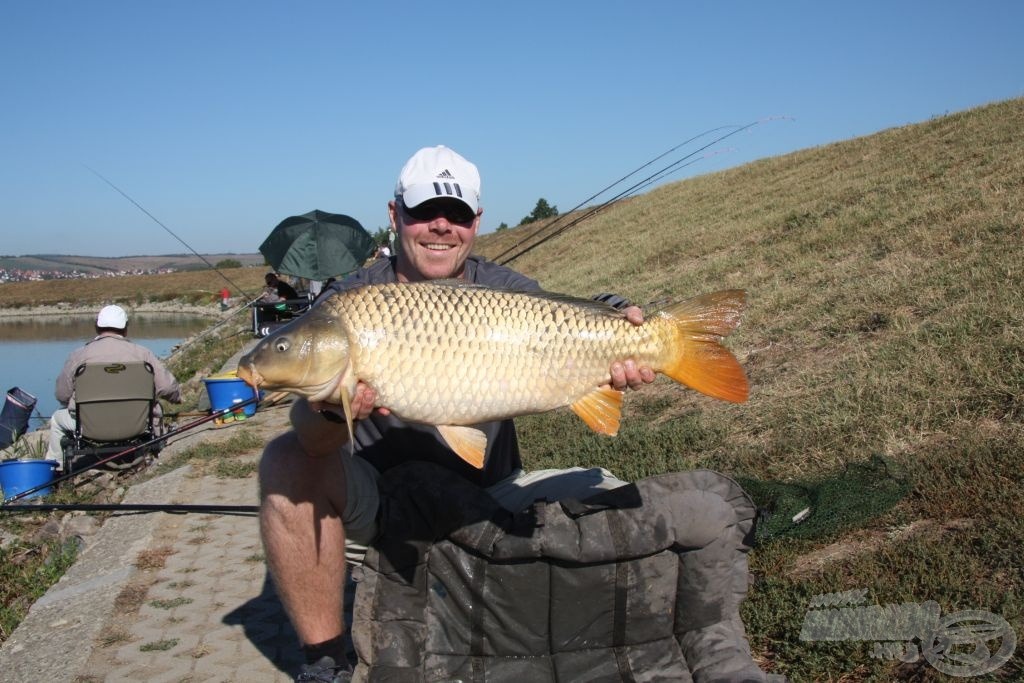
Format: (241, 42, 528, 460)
(1, 2, 1021, 258)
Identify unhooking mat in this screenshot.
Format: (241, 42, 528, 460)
(351, 461, 780, 683)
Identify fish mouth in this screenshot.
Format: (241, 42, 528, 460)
(233, 366, 345, 404)
(236, 364, 262, 389)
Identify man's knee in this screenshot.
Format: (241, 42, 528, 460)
(259, 431, 346, 508)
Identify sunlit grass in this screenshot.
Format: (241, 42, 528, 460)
(479, 98, 1024, 680)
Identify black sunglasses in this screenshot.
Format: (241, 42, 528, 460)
(401, 199, 477, 225)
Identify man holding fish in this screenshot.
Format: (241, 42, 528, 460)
(246, 146, 760, 682)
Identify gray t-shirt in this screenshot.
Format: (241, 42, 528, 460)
(327, 256, 540, 487)
(55, 333, 181, 410)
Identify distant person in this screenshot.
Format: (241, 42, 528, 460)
(313, 277, 336, 302)
(261, 273, 300, 302)
(46, 305, 181, 464)
(219, 286, 231, 310)
(307, 279, 323, 300)
(377, 242, 392, 259)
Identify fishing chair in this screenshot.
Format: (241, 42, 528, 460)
(251, 297, 310, 338)
(62, 361, 160, 473)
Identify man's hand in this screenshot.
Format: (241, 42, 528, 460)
(293, 383, 390, 458)
(609, 306, 657, 391)
(310, 382, 389, 422)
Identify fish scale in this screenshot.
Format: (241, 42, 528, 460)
(348, 285, 630, 423)
(237, 281, 749, 468)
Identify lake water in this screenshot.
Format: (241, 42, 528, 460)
(0, 313, 212, 426)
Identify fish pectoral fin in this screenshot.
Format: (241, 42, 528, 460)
(337, 381, 357, 458)
(570, 387, 623, 436)
(437, 425, 487, 469)
(337, 363, 359, 457)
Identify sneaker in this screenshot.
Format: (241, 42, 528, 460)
(296, 655, 352, 683)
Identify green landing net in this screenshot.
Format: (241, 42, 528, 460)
(736, 454, 912, 543)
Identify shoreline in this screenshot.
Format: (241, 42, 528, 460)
(0, 300, 235, 320)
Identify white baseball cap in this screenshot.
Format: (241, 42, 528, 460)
(395, 145, 481, 212)
(97, 304, 128, 329)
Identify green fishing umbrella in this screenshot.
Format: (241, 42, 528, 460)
(259, 210, 376, 281)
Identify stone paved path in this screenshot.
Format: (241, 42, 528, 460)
(0, 396, 306, 682)
(77, 450, 301, 682)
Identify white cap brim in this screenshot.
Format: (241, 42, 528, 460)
(394, 145, 481, 212)
(400, 181, 479, 213)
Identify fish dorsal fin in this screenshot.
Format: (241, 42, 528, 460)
(570, 387, 623, 436)
(424, 281, 627, 318)
(437, 425, 487, 469)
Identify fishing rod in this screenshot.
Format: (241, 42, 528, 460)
(510, 150, 732, 264)
(0, 503, 258, 516)
(28, 406, 51, 423)
(0, 394, 260, 507)
(489, 124, 744, 264)
(164, 298, 256, 363)
(84, 165, 256, 300)
(499, 121, 761, 265)
(497, 117, 790, 266)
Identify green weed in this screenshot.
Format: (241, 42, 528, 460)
(0, 538, 78, 640)
(212, 459, 258, 479)
(139, 638, 178, 652)
(148, 597, 193, 610)
(150, 430, 263, 476)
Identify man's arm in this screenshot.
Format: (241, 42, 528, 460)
(148, 354, 182, 403)
(54, 356, 77, 406)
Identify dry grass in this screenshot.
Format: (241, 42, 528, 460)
(134, 546, 176, 571)
(479, 98, 1024, 680)
(113, 582, 151, 614)
(0, 266, 267, 308)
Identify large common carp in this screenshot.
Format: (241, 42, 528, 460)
(236, 281, 749, 468)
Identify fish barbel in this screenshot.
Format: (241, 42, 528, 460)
(236, 281, 749, 468)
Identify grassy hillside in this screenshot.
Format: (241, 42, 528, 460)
(478, 98, 1023, 679)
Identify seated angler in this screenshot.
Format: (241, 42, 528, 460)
(46, 305, 181, 465)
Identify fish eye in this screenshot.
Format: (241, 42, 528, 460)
(275, 338, 291, 352)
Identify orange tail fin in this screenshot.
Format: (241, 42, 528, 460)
(658, 289, 749, 403)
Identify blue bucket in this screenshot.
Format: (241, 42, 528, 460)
(203, 376, 260, 417)
(0, 459, 59, 500)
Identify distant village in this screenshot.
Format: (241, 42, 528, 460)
(0, 266, 177, 283)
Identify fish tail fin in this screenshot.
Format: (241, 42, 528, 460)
(658, 289, 749, 403)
